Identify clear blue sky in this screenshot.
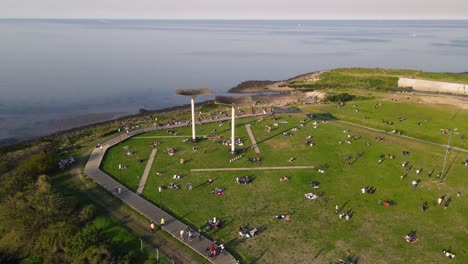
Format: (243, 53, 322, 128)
(1, 0, 467, 19)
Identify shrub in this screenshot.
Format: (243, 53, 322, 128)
(325, 93, 355, 102)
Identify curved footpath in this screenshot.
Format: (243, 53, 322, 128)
(84, 113, 266, 264)
(85, 111, 468, 263)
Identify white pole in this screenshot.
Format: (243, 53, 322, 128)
(231, 105, 235, 153)
(191, 97, 196, 140)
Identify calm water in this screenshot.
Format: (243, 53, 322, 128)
(1, 19, 468, 144)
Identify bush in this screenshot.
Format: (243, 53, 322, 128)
(325, 93, 355, 102)
(78, 204, 96, 223)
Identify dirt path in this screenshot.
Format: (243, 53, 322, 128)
(70, 167, 201, 264)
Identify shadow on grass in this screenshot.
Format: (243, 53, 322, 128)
(252, 249, 269, 263)
(313, 248, 325, 260)
(338, 200, 351, 213)
(254, 118, 313, 146)
(440, 149, 462, 183)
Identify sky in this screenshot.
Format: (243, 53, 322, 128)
(1, 0, 468, 19)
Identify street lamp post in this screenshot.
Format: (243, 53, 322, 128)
(214, 95, 254, 154)
(440, 128, 457, 181)
(175, 88, 211, 141)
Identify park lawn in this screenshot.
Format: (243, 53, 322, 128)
(100, 137, 156, 191)
(102, 104, 468, 263)
(303, 95, 468, 149)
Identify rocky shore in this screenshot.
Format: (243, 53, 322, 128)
(228, 71, 325, 93)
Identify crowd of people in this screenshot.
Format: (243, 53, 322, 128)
(205, 217, 221, 230)
(239, 226, 258, 238)
(58, 157, 75, 169)
(211, 187, 224, 196)
(235, 176, 252, 184)
(120, 107, 464, 261)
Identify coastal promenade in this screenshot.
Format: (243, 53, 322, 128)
(84, 113, 266, 264)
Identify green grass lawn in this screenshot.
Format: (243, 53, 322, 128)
(52, 169, 172, 264)
(303, 95, 468, 149)
(101, 100, 468, 263)
(288, 68, 468, 90)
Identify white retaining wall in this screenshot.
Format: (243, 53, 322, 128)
(398, 78, 467, 95)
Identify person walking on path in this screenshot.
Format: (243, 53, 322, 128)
(150, 222, 155, 233)
(180, 229, 185, 240)
(210, 243, 216, 258)
(198, 228, 202, 241)
(117, 186, 122, 195)
(188, 182, 193, 191)
(160, 217, 165, 226)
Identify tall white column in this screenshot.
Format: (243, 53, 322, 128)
(191, 97, 196, 140)
(231, 105, 235, 152)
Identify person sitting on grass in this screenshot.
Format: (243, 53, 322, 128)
(169, 183, 180, 190)
(280, 176, 289, 182)
(275, 214, 291, 221)
(305, 193, 318, 200)
(420, 202, 429, 211)
(206, 218, 221, 230)
(235, 176, 252, 184)
(211, 187, 224, 196)
(442, 249, 456, 258)
(311, 181, 320, 188)
(207, 178, 213, 184)
(404, 231, 418, 243)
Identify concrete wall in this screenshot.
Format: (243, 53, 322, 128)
(398, 78, 467, 95)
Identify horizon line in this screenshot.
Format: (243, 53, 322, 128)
(1, 17, 468, 21)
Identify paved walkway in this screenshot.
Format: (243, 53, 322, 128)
(72, 168, 199, 264)
(134, 135, 206, 139)
(245, 124, 260, 154)
(85, 144, 237, 264)
(84, 113, 268, 264)
(192, 165, 315, 172)
(137, 149, 158, 195)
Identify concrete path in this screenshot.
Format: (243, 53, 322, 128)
(72, 168, 199, 264)
(85, 144, 237, 264)
(192, 165, 315, 172)
(333, 119, 468, 154)
(245, 124, 260, 154)
(134, 135, 206, 139)
(137, 149, 158, 195)
(84, 112, 268, 264)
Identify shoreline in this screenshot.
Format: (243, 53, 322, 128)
(0, 99, 217, 149)
(3, 67, 468, 150)
(228, 70, 324, 93)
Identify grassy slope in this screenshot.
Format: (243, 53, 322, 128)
(101, 105, 468, 263)
(288, 68, 468, 90)
(51, 169, 166, 263)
